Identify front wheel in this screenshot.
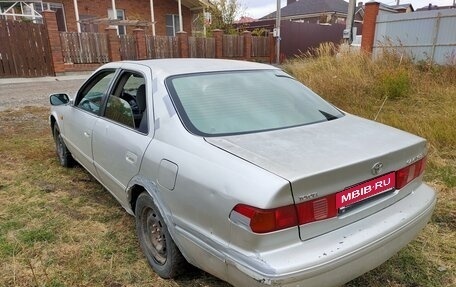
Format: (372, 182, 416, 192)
(53, 124, 74, 167)
(135, 193, 186, 278)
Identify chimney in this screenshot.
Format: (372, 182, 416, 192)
(287, 0, 297, 5)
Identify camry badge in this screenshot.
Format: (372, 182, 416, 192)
(372, 162, 383, 175)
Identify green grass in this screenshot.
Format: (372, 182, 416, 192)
(0, 48, 455, 286)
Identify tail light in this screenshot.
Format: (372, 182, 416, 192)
(232, 157, 426, 234)
(231, 194, 336, 234)
(396, 157, 426, 189)
(231, 204, 297, 233)
(296, 194, 337, 225)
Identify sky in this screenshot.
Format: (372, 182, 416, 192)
(241, 0, 454, 19)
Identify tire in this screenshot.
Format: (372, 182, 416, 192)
(135, 193, 186, 279)
(53, 124, 74, 167)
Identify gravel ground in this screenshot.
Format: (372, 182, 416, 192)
(0, 75, 89, 111)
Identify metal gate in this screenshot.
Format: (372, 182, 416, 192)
(373, 9, 456, 65)
(280, 21, 346, 58)
(0, 19, 54, 78)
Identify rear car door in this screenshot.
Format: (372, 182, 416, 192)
(63, 70, 116, 175)
(92, 64, 153, 205)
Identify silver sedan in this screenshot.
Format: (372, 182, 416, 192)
(49, 59, 436, 287)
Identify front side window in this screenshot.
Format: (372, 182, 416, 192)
(76, 70, 115, 114)
(105, 97, 135, 128)
(166, 70, 343, 136)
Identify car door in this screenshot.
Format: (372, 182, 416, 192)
(63, 69, 116, 175)
(92, 64, 153, 206)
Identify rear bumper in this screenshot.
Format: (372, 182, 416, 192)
(225, 183, 436, 287)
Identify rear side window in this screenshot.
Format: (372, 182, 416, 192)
(166, 70, 343, 136)
(104, 71, 148, 133)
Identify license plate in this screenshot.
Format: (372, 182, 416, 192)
(336, 172, 395, 209)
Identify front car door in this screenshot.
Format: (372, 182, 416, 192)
(92, 64, 153, 207)
(63, 69, 116, 175)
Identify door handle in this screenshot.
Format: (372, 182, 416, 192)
(126, 151, 137, 164)
(83, 131, 90, 138)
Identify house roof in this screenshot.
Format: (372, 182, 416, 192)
(261, 0, 349, 20)
(235, 16, 256, 24)
(389, 4, 414, 11)
(416, 4, 456, 11)
(378, 3, 414, 13)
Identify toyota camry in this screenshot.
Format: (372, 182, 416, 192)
(49, 59, 436, 287)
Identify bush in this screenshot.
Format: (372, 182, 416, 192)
(376, 69, 410, 100)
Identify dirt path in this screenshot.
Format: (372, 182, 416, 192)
(0, 77, 88, 111)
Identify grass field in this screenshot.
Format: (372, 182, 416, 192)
(0, 49, 454, 286)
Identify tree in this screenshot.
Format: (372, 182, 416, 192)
(206, 0, 244, 34)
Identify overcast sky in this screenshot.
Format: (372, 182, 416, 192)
(241, 0, 454, 19)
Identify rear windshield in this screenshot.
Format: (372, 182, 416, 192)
(166, 70, 343, 136)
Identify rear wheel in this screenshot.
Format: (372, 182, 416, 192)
(135, 193, 186, 278)
(53, 124, 74, 167)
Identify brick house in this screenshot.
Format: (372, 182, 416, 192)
(0, 0, 211, 35)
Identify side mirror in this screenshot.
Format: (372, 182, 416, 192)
(50, 93, 70, 106)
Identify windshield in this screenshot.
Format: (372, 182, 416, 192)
(166, 70, 343, 136)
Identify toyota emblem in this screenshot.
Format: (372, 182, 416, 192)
(372, 162, 383, 175)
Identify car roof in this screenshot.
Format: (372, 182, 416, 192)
(113, 58, 279, 77)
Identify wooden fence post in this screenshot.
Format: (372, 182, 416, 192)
(213, 29, 223, 58)
(177, 31, 189, 58)
(242, 31, 252, 60)
(361, 1, 380, 54)
(106, 27, 121, 61)
(268, 32, 275, 64)
(133, 28, 147, 60)
(42, 10, 63, 75)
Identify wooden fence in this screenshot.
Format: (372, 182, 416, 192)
(252, 36, 270, 57)
(189, 37, 215, 58)
(1, 10, 273, 77)
(0, 19, 53, 77)
(223, 34, 244, 58)
(146, 35, 179, 59)
(56, 32, 271, 64)
(60, 32, 109, 64)
(120, 34, 137, 60)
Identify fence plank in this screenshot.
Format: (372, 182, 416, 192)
(11, 21, 25, 76)
(39, 23, 53, 76)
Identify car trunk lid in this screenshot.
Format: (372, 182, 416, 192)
(206, 115, 427, 240)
